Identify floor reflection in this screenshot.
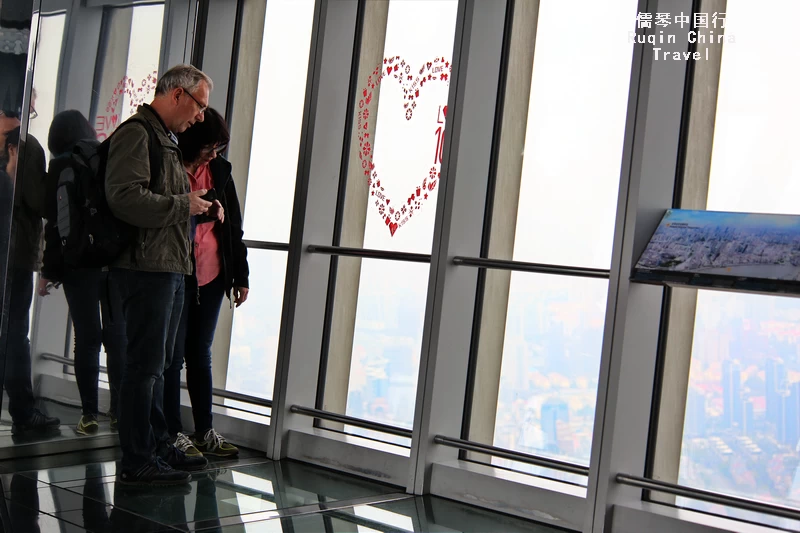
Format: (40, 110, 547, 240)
(0, 448, 562, 532)
(0, 399, 117, 449)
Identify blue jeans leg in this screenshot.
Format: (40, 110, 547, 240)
(164, 274, 224, 437)
(99, 272, 127, 419)
(114, 270, 184, 470)
(163, 278, 190, 437)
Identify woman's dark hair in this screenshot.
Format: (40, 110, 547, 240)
(176, 107, 230, 164)
(48, 110, 95, 155)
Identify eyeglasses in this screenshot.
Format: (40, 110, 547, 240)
(181, 88, 208, 114)
(29, 106, 38, 120)
(202, 144, 227, 156)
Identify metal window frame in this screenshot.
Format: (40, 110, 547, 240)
(12, 0, 799, 530)
(584, 2, 729, 533)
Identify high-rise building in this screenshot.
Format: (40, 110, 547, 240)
(777, 390, 790, 444)
(685, 387, 706, 437)
(766, 357, 786, 424)
(742, 398, 756, 437)
(541, 398, 569, 452)
(722, 360, 743, 429)
(784, 382, 800, 449)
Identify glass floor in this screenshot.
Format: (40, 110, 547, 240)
(0, 446, 563, 532)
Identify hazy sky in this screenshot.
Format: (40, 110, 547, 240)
(706, 0, 800, 215)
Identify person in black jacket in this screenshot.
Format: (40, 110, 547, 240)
(38, 110, 127, 435)
(163, 107, 249, 457)
(1, 114, 61, 436)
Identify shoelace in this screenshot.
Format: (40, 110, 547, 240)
(175, 432, 194, 452)
(205, 428, 227, 450)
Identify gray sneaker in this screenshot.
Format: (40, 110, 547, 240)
(174, 432, 203, 458)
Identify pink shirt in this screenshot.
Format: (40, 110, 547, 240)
(188, 163, 221, 286)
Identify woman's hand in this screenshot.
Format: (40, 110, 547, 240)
(209, 200, 225, 223)
(233, 287, 249, 307)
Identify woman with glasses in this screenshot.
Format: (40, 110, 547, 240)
(163, 107, 249, 457)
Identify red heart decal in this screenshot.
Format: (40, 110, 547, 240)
(95, 72, 158, 141)
(358, 57, 452, 236)
(104, 72, 158, 116)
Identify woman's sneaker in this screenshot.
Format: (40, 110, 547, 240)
(192, 429, 239, 457)
(163, 443, 209, 472)
(118, 457, 191, 486)
(174, 432, 203, 458)
(76, 415, 99, 436)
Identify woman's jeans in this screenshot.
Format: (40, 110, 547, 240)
(62, 269, 127, 417)
(164, 274, 225, 437)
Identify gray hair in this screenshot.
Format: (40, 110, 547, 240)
(155, 64, 213, 95)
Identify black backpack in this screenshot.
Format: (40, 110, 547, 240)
(55, 117, 162, 268)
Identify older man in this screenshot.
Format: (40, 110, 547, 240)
(106, 65, 222, 485)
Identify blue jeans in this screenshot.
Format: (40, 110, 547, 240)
(1, 268, 35, 424)
(113, 270, 184, 469)
(62, 269, 127, 417)
(164, 274, 225, 437)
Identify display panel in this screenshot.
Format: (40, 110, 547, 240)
(634, 209, 800, 293)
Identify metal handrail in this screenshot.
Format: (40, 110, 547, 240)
(307, 244, 431, 264)
(616, 474, 800, 522)
(452, 256, 611, 279)
(290, 405, 413, 439)
(434, 435, 590, 476)
(40, 352, 272, 409)
(243, 240, 290, 251)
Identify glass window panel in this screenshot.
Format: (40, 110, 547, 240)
(470, 272, 607, 469)
(92, 4, 164, 141)
(671, 2, 800, 525)
(242, 0, 315, 243)
(495, 0, 637, 269)
(705, 1, 800, 217)
(329, 257, 429, 430)
(341, 0, 458, 255)
(121, 5, 164, 119)
(29, 13, 66, 146)
(679, 290, 800, 528)
(225, 249, 287, 400)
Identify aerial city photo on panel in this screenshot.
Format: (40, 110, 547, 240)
(635, 209, 800, 282)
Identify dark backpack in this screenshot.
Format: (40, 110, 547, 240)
(55, 117, 162, 268)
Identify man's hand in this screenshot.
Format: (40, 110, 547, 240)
(233, 287, 249, 307)
(38, 277, 51, 297)
(37, 277, 59, 297)
(189, 189, 212, 216)
(208, 200, 225, 223)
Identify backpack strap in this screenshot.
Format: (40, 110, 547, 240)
(107, 116, 164, 190)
